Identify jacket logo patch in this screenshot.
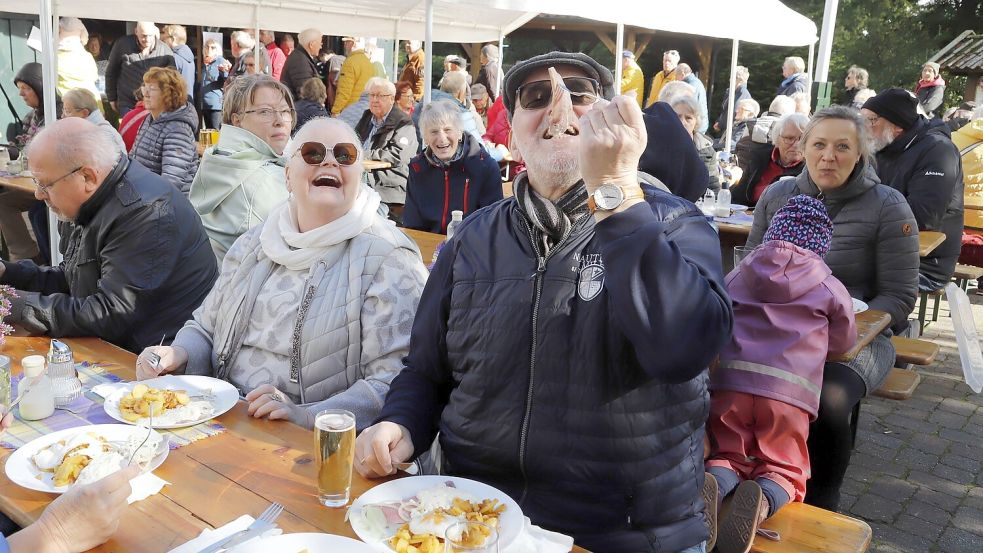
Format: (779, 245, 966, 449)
(398, 136, 409, 145)
(577, 254, 605, 302)
(924, 171, 945, 177)
(902, 223, 912, 236)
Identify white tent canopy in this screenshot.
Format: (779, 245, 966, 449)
(1, 0, 816, 46)
(0, 0, 538, 43)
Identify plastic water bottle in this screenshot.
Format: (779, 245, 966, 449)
(0, 355, 10, 408)
(18, 355, 54, 421)
(0, 147, 9, 173)
(446, 210, 464, 240)
(715, 184, 732, 218)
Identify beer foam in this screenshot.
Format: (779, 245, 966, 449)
(315, 413, 355, 432)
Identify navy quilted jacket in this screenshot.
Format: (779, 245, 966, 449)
(130, 102, 199, 195)
(380, 183, 733, 552)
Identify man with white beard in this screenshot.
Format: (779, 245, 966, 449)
(861, 88, 964, 293)
(355, 52, 732, 553)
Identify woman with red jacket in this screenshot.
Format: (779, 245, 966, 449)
(403, 100, 502, 234)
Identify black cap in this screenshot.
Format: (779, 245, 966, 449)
(502, 52, 614, 118)
(862, 88, 920, 130)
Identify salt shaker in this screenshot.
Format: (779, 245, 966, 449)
(48, 339, 82, 406)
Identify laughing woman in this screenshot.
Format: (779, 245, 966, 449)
(136, 118, 428, 430)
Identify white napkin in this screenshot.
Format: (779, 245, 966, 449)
(167, 515, 282, 553)
(128, 472, 168, 503)
(91, 382, 128, 398)
(503, 517, 574, 553)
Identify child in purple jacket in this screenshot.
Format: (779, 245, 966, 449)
(708, 195, 857, 553)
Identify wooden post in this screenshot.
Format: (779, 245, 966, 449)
(594, 31, 615, 55)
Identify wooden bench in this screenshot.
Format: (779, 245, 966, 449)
(750, 502, 872, 553)
(872, 337, 939, 400)
(953, 264, 983, 291)
(915, 288, 944, 332)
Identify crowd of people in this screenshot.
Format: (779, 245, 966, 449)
(0, 16, 978, 553)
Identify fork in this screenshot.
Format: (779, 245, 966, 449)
(127, 406, 152, 467)
(197, 502, 284, 553)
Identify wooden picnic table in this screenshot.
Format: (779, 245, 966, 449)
(918, 230, 946, 257)
(0, 336, 591, 552)
(363, 159, 392, 171)
(0, 174, 36, 194)
(965, 208, 983, 232)
(829, 309, 891, 363)
(401, 227, 443, 264)
(752, 502, 871, 553)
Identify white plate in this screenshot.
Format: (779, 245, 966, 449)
(853, 298, 869, 313)
(104, 375, 239, 429)
(5, 423, 168, 493)
(229, 533, 377, 552)
(349, 475, 523, 551)
(729, 204, 749, 212)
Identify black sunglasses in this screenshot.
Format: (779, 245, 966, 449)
(295, 141, 359, 166)
(515, 77, 601, 110)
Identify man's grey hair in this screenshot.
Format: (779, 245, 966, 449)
(28, 120, 120, 173)
(675, 63, 693, 77)
(669, 95, 703, 132)
(135, 22, 159, 36)
(161, 24, 187, 45)
(364, 77, 396, 95)
(298, 28, 322, 46)
(481, 43, 499, 61)
(770, 112, 810, 144)
(804, 105, 875, 166)
(471, 83, 488, 99)
(63, 88, 101, 113)
(231, 30, 255, 49)
(735, 65, 749, 84)
(58, 17, 86, 37)
(658, 80, 695, 104)
(287, 117, 363, 159)
(439, 71, 468, 96)
(784, 56, 805, 73)
(768, 95, 796, 116)
(418, 100, 464, 138)
(737, 98, 760, 118)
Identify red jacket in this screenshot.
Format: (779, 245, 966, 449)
(119, 101, 149, 153)
(266, 42, 286, 81)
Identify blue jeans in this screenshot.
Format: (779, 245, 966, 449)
(680, 542, 707, 553)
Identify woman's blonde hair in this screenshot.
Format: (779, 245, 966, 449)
(222, 74, 296, 126)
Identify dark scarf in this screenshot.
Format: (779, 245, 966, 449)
(513, 171, 589, 251)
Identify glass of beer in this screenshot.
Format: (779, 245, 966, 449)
(315, 409, 356, 507)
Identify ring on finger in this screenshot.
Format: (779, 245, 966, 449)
(269, 391, 285, 402)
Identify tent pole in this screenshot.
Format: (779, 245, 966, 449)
(496, 32, 504, 99)
(253, 5, 261, 73)
(41, 0, 61, 263)
(423, 0, 433, 104)
(614, 23, 624, 94)
(812, 0, 838, 110)
(392, 20, 400, 81)
(723, 39, 739, 157)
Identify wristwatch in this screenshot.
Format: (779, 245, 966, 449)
(587, 184, 644, 213)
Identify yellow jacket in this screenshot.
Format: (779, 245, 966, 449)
(57, 37, 100, 98)
(621, 60, 644, 106)
(331, 49, 374, 116)
(954, 119, 983, 205)
(645, 69, 678, 108)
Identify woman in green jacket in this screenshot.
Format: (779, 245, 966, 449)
(190, 75, 295, 262)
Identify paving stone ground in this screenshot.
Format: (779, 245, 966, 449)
(839, 286, 983, 552)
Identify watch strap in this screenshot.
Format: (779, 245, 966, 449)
(588, 185, 645, 213)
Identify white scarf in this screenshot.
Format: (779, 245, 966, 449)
(260, 183, 382, 271)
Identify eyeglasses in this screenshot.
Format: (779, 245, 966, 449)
(864, 115, 881, 125)
(779, 134, 801, 145)
(242, 107, 295, 122)
(515, 77, 600, 110)
(368, 93, 394, 100)
(32, 166, 81, 194)
(140, 84, 160, 93)
(294, 142, 359, 166)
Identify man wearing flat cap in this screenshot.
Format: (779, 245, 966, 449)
(356, 51, 732, 553)
(862, 88, 964, 293)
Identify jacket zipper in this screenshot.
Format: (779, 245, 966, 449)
(440, 170, 451, 233)
(516, 215, 558, 504)
(463, 178, 470, 215)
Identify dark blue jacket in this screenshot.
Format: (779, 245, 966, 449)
(171, 44, 196, 100)
(380, 182, 733, 552)
(403, 134, 503, 234)
(640, 102, 711, 202)
(715, 83, 753, 131)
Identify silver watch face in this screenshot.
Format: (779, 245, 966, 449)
(594, 185, 624, 210)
